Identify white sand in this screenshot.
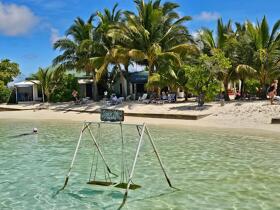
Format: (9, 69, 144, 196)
(1, 101, 280, 134)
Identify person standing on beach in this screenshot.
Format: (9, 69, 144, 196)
(267, 80, 278, 104)
(72, 90, 79, 102)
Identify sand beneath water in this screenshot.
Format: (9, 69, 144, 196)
(0, 100, 280, 134)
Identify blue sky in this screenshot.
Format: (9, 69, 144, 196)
(1, 0, 280, 77)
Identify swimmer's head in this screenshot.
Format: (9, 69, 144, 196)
(33, 128, 38, 133)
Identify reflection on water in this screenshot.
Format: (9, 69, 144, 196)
(0, 119, 280, 210)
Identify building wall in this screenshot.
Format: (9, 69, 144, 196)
(33, 85, 39, 101)
(79, 84, 86, 98)
(113, 76, 128, 97)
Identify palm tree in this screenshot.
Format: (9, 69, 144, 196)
(53, 15, 101, 100)
(109, 0, 196, 81)
(236, 17, 280, 98)
(32, 67, 64, 102)
(234, 22, 256, 97)
(235, 65, 256, 97)
(89, 4, 130, 96)
(200, 18, 236, 101)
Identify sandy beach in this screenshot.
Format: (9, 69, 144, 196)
(1, 100, 280, 134)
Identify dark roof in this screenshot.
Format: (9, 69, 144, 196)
(129, 71, 148, 84)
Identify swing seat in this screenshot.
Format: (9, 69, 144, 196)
(114, 183, 141, 190)
(87, 180, 116, 186)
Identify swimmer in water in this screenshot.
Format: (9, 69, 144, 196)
(10, 128, 38, 138)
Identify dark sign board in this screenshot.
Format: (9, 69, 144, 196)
(100, 109, 124, 122)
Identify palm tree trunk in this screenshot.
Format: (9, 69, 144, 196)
(240, 79, 244, 97)
(118, 64, 127, 97)
(148, 63, 153, 77)
(259, 65, 268, 99)
(223, 81, 230, 101)
(92, 75, 99, 101)
(42, 87, 45, 103)
(259, 74, 267, 99)
(147, 62, 154, 92)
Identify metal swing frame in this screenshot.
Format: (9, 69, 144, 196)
(58, 121, 173, 209)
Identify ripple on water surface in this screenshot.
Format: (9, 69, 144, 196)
(0, 120, 279, 210)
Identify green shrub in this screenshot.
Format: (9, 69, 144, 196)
(245, 79, 260, 95)
(0, 81, 11, 103)
(50, 74, 79, 102)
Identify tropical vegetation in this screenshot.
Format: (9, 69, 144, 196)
(0, 59, 20, 103)
(30, 66, 78, 102)
(3, 0, 278, 105)
(51, 0, 280, 105)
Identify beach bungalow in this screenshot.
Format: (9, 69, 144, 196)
(74, 63, 148, 100)
(14, 80, 42, 103)
(77, 76, 94, 99)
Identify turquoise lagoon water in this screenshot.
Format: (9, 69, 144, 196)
(0, 119, 280, 210)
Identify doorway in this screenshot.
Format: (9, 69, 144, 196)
(86, 84, 93, 98)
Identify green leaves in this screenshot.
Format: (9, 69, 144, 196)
(236, 64, 257, 80)
(0, 81, 11, 103)
(0, 59, 20, 85)
(31, 66, 64, 102)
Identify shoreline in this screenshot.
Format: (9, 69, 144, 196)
(1, 107, 280, 137)
(1, 100, 280, 136)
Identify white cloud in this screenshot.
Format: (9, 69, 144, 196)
(50, 28, 63, 44)
(0, 2, 39, 36)
(195, 11, 220, 21)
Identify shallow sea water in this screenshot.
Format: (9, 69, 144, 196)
(0, 119, 279, 210)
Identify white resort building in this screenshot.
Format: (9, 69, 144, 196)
(14, 80, 42, 103)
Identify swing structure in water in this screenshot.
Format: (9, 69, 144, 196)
(58, 109, 174, 209)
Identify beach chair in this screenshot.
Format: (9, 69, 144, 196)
(167, 94, 176, 103)
(126, 95, 132, 101)
(274, 96, 280, 104)
(138, 93, 150, 104)
(118, 97, 124, 104)
(138, 93, 148, 101)
(157, 92, 168, 104)
(106, 96, 123, 106)
(81, 97, 90, 104)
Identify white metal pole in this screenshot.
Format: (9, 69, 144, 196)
(145, 126, 173, 188)
(118, 123, 146, 209)
(57, 123, 88, 192)
(87, 125, 117, 177)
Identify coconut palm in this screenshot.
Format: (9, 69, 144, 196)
(233, 22, 256, 96)
(235, 65, 257, 97)
(88, 3, 131, 96)
(32, 67, 64, 102)
(109, 0, 196, 80)
(95, 3, 123, 48)
(236, 17, 280, 98)
(52, 15, 101, 100)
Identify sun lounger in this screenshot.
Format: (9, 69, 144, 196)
(138, 93, 150, 103)
(274, 96, 280, 103)
(106, 96, 123, 106)
(126, 95, 132, 101)
(138, 93, 148, 101)
(81, 97, 90, 104)
(168, 94, 176, 103)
